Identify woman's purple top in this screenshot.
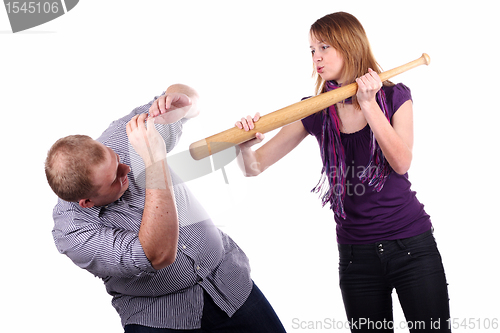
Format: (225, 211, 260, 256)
(301, 83, 432, 244)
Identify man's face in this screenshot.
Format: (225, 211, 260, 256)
(82, 142, 131, 207)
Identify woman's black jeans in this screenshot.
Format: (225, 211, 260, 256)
(338, 229, 451, 332)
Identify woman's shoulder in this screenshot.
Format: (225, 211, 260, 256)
(383, 82, 412, 100)
(382, 83, 412, 117)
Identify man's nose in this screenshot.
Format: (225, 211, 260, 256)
(120, 163, 131, 176)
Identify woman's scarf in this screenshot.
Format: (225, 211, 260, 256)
(312, 80, 392, 219)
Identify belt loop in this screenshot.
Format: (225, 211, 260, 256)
(396, 239, 406, 250)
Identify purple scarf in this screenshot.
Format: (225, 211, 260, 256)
(312, 81, 393, 219)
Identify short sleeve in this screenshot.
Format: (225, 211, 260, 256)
(300, 96, 324, 138)
(155, 118, 186, 154)
(101, 91, 186, 153)
(383, 83, 412, 119)
(52, 203, 156, 278)
(129, 91, 186, 153)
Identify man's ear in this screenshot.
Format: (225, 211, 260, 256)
(79, 198, 95, 208)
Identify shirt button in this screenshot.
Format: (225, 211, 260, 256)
(196, 265, 200, 270)
(182, 245, 186, 249)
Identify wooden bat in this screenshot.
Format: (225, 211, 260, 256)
(189, 53, 430, 160)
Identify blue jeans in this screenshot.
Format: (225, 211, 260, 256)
(338, 229, 451, 332)
(124, 282, 286, 333)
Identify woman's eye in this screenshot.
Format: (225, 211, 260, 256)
(322, 45, 329, 50)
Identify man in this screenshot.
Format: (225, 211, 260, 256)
(45, 84, 286, 333)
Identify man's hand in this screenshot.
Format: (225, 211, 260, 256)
(149, 92, 192, 124)
(126, 113, 167, 167)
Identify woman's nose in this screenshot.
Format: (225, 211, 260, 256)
(313, 53, 322, 62)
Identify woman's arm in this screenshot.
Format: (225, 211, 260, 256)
(236, 114, 309, 176)
(356, 69, 413, 175)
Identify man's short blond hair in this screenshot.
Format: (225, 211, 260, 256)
(45, 135, 106, 202)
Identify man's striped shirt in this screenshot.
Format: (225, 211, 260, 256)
(52, 93, 253, 329)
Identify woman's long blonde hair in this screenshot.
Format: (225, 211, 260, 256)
(310, 12, 387, 109)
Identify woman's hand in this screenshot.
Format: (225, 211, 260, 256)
(234, 112, 309, 177)
(235, 112, 266, 149)
(355, 68, 382, 109)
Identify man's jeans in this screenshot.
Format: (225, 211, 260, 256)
(124, 282, 286, 333)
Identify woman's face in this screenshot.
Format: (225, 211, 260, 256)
(309, 35, 345, 84)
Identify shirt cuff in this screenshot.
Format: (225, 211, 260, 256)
(132, 237, 157, 275)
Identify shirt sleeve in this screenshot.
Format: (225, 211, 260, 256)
(52, 206, 156, 278)
(155, 118, 187, 154)
(385, 83, 412, 119)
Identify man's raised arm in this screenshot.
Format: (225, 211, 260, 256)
(149, 84, 200, 123)
(126, 113, 178, 270)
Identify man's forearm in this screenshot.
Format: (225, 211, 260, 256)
(139, 159, 179, 270)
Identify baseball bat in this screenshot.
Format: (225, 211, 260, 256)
(189, 53, 430, 160)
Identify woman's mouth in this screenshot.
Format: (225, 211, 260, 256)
(317, 66, 324, 74)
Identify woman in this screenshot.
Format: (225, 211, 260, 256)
(235, 12, 451, 332)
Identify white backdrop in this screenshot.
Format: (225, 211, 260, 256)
(1, 1, 498, 332)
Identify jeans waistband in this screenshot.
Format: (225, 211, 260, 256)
(338, 228, 434, 253)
